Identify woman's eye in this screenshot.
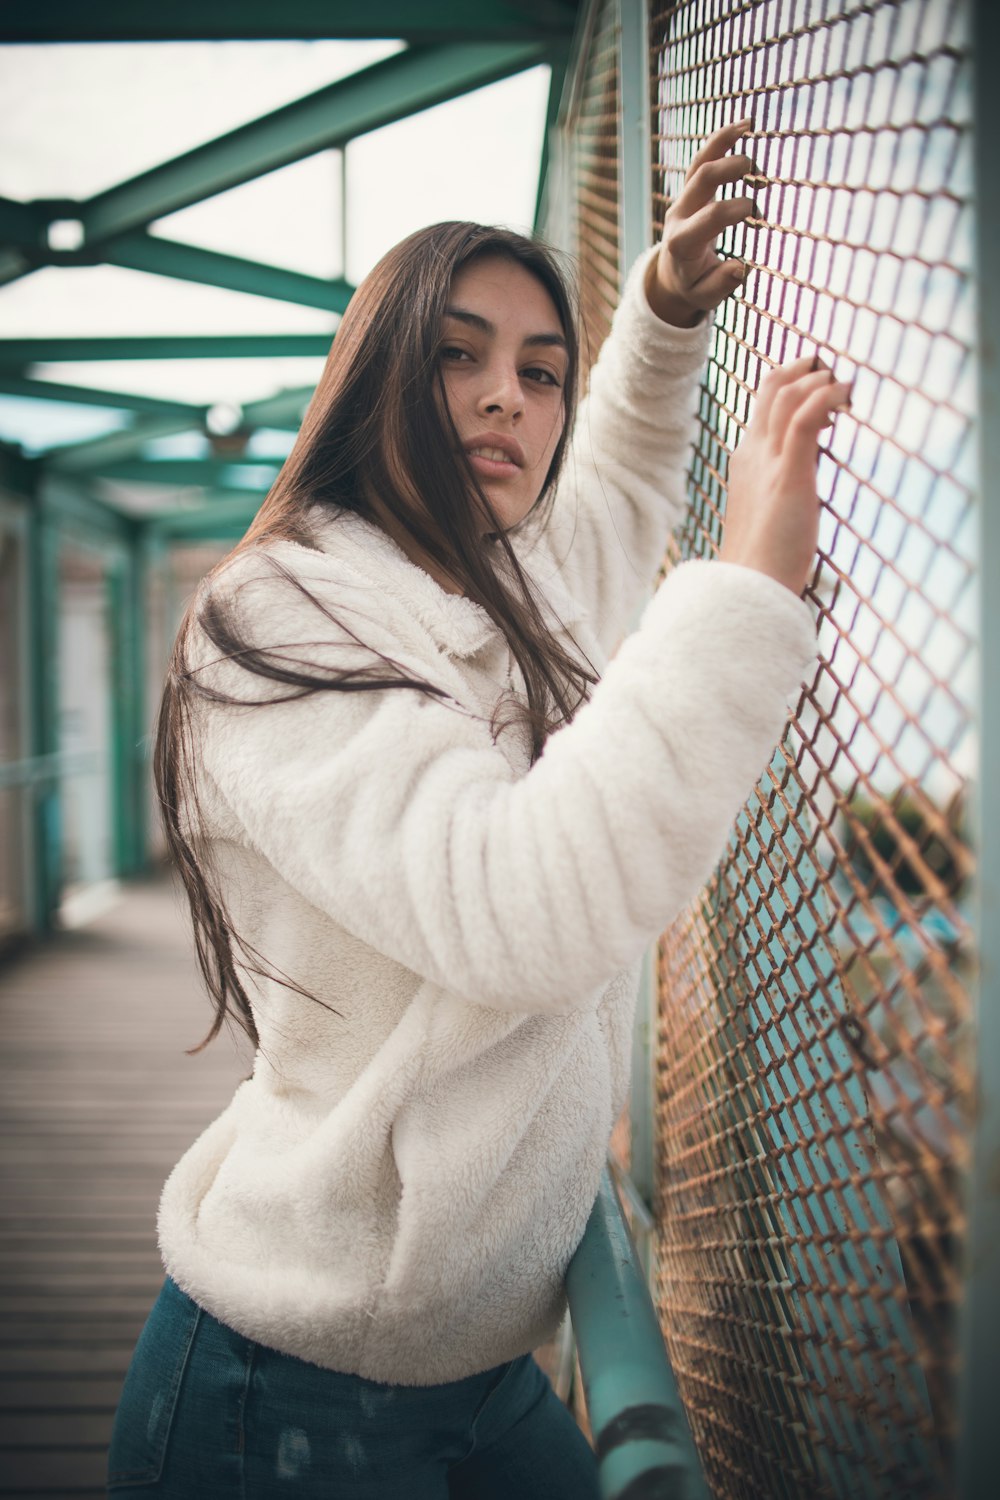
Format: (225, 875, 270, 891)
(440, 345, 471, 363)
(523, 366, 561, 388)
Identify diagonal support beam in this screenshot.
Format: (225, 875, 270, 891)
(0, 248, 35, 287)
(95, 458, 278, 488)
(0, 219, 356, 311)
(143, 493, 265, 539)
(79, 42, 546, 243)
(0, 198, 42, 286)
(101, 233, 356, 312)
(0, 2, 580, 44)
(47, 415, 219, 473)
(0, 373, 207, 420)
(0, 335, 332, 363)
(0, 195, 45, 245)
(0, 203, 355, 312)
(241, 387, 315, 429)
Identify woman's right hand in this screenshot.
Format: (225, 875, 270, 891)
(719, 358, 852, 597)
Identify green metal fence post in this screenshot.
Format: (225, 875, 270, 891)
(618, 0, 660, 1281)
(28, 493, 62, 929)
(107, 547, 145, 877)
(567, 1169, 710, 1500)
(958, 0, 999, 1493)
(617, 0, 651, 277)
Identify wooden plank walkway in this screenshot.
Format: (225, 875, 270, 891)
(0, 875, 249, 1498)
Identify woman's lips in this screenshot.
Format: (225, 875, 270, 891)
(467, 450, 521, 477)
(462, 433, 525, 474)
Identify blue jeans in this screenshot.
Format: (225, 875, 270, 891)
(108, 1278, 600, 1498)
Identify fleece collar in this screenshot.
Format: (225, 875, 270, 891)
(303, 505, 586, 660)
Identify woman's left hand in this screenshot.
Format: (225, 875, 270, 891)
(646, 118, 760, 327)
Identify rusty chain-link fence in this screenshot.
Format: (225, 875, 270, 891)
(558, 1, 976, 1494)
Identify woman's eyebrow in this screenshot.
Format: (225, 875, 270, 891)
(444, 305, 568, 351)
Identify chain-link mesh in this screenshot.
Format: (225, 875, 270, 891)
(638, 2, 975, 1495)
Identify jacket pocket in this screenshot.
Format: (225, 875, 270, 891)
(107, 1278, 201, 1489)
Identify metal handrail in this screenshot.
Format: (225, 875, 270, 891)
(566, 1167, 710, 1500)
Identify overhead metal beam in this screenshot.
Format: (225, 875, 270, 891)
(0, 373, 207, 420)
(40, 476, 140, 537)
(242, 387, 314, 429)
(0, 207, 355, 312)
(101, 233, 356, 312)
(46, 415, 217, 473)
(143, 493, 263, 540)
(94, 459, 278, 488)
(0, 335, 332, 363)
(0, 196, 44, 245)
(0, 2, 579, 44)
(0, 373, 313, 437)
(0, 248, 32, 286)
(79, 42, 547, 244)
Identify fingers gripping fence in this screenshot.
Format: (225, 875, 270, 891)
(561, 0, 976, 1495)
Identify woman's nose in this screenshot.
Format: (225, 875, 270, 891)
(477, 364, 523, 419)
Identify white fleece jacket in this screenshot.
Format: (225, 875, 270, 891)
(158, 249, 817, 1385)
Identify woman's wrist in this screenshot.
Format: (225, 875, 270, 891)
(643, 256, 704, 327)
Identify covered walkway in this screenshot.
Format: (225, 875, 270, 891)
(0, 5, 992, 1497)
(0, 877, 249, 1496)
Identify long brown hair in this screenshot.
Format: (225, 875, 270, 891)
(155, 222, 597, 1051)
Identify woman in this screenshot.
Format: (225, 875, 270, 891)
(108, 121, 849, 1497)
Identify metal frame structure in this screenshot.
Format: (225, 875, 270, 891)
(0, 3, 580, 932)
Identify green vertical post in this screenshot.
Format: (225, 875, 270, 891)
(130, 536, 148, 870)
(958, 0, 999, 1494)
(618, 0, 660, 1271)
(108, 537, 147, 874)
(27, 500, 62, 928)
(107, 562, 127, 875)
(617, 0, 651, 277)
(567, 1169, 710, 1500)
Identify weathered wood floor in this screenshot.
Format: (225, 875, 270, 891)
(0, 876, 249, 1498)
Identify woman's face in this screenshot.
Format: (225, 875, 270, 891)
(438, 255, 568, 532)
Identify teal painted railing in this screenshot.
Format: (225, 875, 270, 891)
(566, 1167, 710, 1500)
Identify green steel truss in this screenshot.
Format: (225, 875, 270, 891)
(0, 6, 579, 925)
(0, 3, 581, 45)
(0, 11, 577, 523)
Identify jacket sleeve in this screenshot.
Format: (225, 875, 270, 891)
(521, 246, 714, 657)
(195, 555, 817, 1015)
